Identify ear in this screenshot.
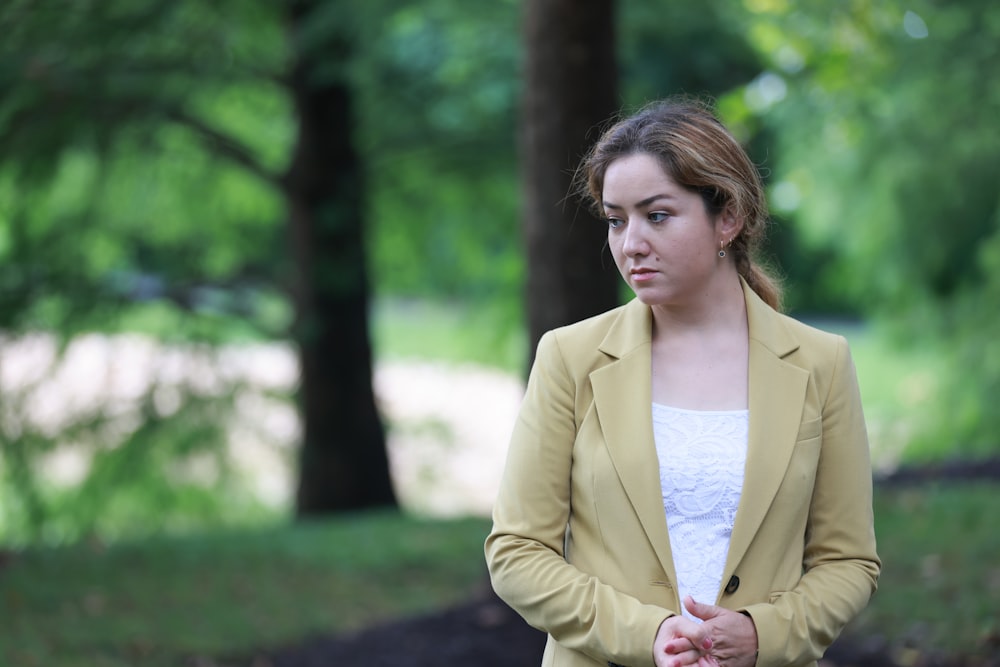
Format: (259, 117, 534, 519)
(716, 205, 743, 244)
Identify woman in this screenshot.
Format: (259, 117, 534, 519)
(484, 98, 880, 667)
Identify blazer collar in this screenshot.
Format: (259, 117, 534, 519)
(597, 298, 653, 360)
(596, 279, 801, 360)
(743, 279, 799, 359)
(590, 279, 809, 600)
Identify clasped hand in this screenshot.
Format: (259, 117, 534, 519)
(653, 596, 758, 667)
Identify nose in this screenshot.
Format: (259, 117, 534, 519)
(621, 218, 648, 256)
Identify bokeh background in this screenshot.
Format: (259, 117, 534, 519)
(1, 1, 998, 665)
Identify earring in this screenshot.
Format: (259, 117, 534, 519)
(718, 240, 727, 258)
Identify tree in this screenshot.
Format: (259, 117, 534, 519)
(0, 0, 293, 541)
(0, 0, 395, 539)
(285, 0, 395, 514)
(518, 0, 767, 368)
(520, 0, 621, 367)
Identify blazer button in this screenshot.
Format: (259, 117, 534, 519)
(725, 575, 740, 594)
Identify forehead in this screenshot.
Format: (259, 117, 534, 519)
(602, 154, 683, 200)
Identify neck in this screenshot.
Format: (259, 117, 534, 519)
(649, 271, 747, 340)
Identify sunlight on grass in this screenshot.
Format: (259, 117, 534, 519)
(372, 298, 526, 374)
(818, 320, 950, 470)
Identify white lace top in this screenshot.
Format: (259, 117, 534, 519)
(652, 403, 749, 622)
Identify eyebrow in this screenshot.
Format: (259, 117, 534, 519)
(602, 193, 676, 210)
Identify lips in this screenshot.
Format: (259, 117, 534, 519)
(630, 267, 657, 282)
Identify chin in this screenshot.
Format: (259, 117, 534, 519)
(632, 291, 669, 306)
(631, 283, 685, 307)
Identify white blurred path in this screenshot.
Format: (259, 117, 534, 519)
(0, 334, 524, 519)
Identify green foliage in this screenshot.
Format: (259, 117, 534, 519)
(0, 336, 286, 546)
(903, 234, 1000, 459)
(357, 0, 522, 301)
(619, 1, 763, 106)
(0, 0, 297, 545)
(0, 0, 773, 326)
(726, 0, 1000, 457)
(0, 0, 292, 337)
(6, 0, 995, 546)
(363, 0, 768, 305)
(0, 511, 491, 666)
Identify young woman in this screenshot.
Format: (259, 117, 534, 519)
(485, 98, 880, 667)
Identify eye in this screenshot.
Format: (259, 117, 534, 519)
(606, 216, 625, 229)
(648, 211, 670, 223)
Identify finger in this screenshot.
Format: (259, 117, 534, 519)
(666, 629, 712, 656)
(663, 637, 695, 654)
(662, 613, 711, 651)
(684, 595, 723, 623)
(663, 646, 706, 667)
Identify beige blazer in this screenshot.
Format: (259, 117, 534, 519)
(485, 281, 880, 667)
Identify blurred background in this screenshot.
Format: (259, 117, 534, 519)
(1, 0, 998, 665)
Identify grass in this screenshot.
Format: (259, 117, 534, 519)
(778, 318, 952, 468)
(372, 297, 526, 374)
(0, 511, 492, 667)
(2, 485, 997, 666)
(847, 482, 1000, 660)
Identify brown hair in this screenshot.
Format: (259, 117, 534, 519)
(577, 97, 782, 311)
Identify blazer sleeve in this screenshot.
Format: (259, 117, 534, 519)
(485, 331, 670, 667)
(742, 336, 881, 667)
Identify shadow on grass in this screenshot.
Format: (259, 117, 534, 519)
(235, 464, 1000, 667)
(235, 585, 999, 667)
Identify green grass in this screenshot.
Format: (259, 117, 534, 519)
(372, 298, 526, 374)
(3, 486, 998, 666)
(799, 319, 951, 468)
(846, 482, 1000, 660)
(0, 511, 492, 667)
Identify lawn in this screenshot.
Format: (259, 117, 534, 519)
(0, 512, 492, 667)
(847, 482, 1000, 663)
(2, 483, 997, 666)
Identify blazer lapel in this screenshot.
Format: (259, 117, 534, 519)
(585, 286, 811, 596)
(724, 283, 809, 579)
(590, 301, 678, 588)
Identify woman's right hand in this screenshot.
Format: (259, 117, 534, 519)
(653, 616, 714, 667)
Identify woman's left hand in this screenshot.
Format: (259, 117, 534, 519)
(676, 596, 759, 667)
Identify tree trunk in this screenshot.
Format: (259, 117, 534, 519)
(285, 2, 396, 515)
(521, 0, 621, 369)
